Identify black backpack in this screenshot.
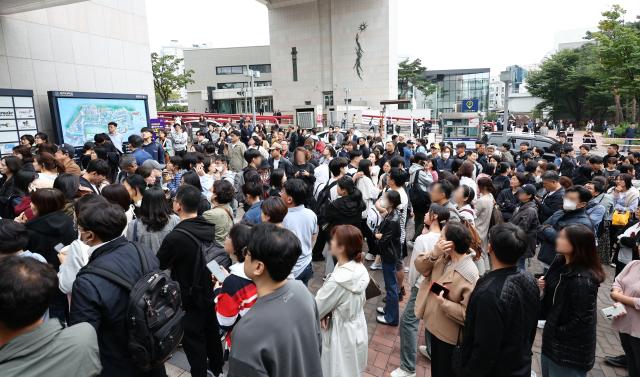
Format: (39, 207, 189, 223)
(79, 243, 184, 372)
(408, 170, 430, 213)
(313, 180, 339, 226)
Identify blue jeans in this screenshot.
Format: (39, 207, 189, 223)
(382, 261, 399, 325)
(296, 263, 313, 286)
(541, 354, 586, 377)
(399, 286, 420, 372)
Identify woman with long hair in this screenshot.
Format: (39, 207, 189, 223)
(375, 190, 402, 326)
(324, 176, 366, 232)
(126, 186, 180, 253)
(12, 145, 35, 171)
(496, 172, 525, 222)
(102, 183, 136, 233)
(267, 168, 287, 198)
(457, 160, 478, 194)
(31, 152, 64, 190)
(474, 177, 496, 274)
(315, 225, 370, 377)
(538, 224, 605, 377)
(10, 170, 37, 221)
(454, 184, 476, 224)
(355, 158, 380, 257)
(214, 129, 229, 156)
(290, 146, 316, 203)
(0, 156, 24, 218)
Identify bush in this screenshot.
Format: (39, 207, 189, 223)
(160, 104, 188, 112)
(614, 123, 631, 137)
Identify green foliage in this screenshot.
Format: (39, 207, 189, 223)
(485, 112, 499, 122)
(160, 104, 188, 112)
(151, 53, 195, 108)
(398, 58, 436, 100)
(526, 5, 640, 123)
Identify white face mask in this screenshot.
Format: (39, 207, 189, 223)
(563, 199, 577, 211)
(534, 175, 542, 183)
(442, 153, 450, 159)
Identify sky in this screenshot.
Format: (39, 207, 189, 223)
(146, 0, 640, 76)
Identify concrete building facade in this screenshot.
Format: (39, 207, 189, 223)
(184, 45, 273, 114)
(258, 0, 397, 113)
(0, 0, 156, 140)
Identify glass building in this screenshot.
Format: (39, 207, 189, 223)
(422, 68, 490, 119)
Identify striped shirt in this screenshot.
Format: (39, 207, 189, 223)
(215, 263, 257, 346)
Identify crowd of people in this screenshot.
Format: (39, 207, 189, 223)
(0, 118, 639, 377)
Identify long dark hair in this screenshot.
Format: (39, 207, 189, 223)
(53, 174, 80, 201)
(139, 187, 173, 232)
(358, 159, 372, 178)
(181, 170, 203, 192)
(561, 224, 605, 283)
(270, 168, 286, 190)
(476, 177, 496, 197)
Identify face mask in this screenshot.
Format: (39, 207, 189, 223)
(563, 199, 577, 211)
(535, 175, 542, 183)
(442, 153, 450, 159)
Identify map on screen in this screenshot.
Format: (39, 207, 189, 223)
(57, 97, 148, 146)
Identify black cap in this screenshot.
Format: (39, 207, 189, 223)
(57, 143, 75, 158)
(517, 184, 537, 196)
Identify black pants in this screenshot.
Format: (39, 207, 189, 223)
(413, 210, 426, 241)
(430, 334, 455, 377)
(182, 306, 224, 377)
(312, 228, 329, 260)
(620, 332, 640, 377)
(615, 260, 627, 277)
(361, 219, 377, 255)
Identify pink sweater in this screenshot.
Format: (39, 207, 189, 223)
(612, 260, 640, 338)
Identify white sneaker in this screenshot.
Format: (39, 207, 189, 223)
(390, 367, 416, 377)
(537, 320, 546, 329)
(376, 306, 386, 315)
(370, 262, 382, 270)
(418, 345, 431, 360)
(404, 266, 410, 273)
(365, 252, 375, 261)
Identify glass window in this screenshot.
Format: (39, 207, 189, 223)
(250, 64, 271, 74)
(216, 82, 248, 89)
(216, 66, 245, 75)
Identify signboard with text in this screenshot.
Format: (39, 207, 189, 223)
(0, 89, 38, 155)
(461, 98, 479, 112)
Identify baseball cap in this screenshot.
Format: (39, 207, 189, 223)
(57, 143, 75, 158)
(407, 140, 415, 145)
(142, 159, 165, 170)
(269, 142, 283, 150)
(517, 184, 537, 196)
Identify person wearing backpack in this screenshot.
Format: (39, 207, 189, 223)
(69, 203, 168, 377)
(408, 153, 433, 239)
(157, 185, 225, 377)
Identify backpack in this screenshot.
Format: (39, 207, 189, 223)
(313, 180, 339, 226)
(79, 243, 184, 372)
(174, 228, 232, 270)
(408, 170, 431, 213)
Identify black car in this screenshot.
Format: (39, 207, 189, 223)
(482, 132, 559, 162)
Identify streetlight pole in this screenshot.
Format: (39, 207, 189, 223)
(245, 65, 259, 127)
(344, 88, 350, 129)
(500, 70, 512, 137)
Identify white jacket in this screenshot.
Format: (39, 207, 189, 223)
(315, 261, 369, 377)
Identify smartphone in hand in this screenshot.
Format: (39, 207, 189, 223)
(430, 282, 449, 298)
(207, 260, 227, 283)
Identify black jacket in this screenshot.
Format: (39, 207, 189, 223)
(540, 258, 600, 372)
(324, 193, 366, 230)
(493, 175, 511, 193)
(509, 201, 539, 258)
(268, 156, 294, 177)
(376, 209, 401, 263)
(459, 267, 539, 377)
(497, 188, 518, 222)
(69, 237, 162, 377)
(26, 210, 77, 269)
(157, 217, 215, 310)
(538, 188, 565, 223)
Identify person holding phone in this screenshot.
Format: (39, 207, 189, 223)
(414, 222, 479, 377)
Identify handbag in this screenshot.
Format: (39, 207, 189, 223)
(612, 210, 631, 226)
(451, 326, 464, 376)
(365, 274, 382, 300)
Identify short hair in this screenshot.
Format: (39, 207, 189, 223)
(108, 121, 118, 127)
(31, 188, 65, 216)
(619, 164, 634, 175)
(444, 222, 471, 254)
(261, 196, 288, 223)
(213, 180, 234, 204)
(389, 156, 405, 168)
(229, 223, 253, 262)
(73, 194, 108, 216)
(348, 149, 362, 161)
(101, 184, 131, 211)
(434, 179, 454, 199)
(35, 132, 48, 142)
(329, 157, 348, 177)
(230, 130, 241, 137)
(389, 167, 409, 186)
(455, 143, 466, 149)
(20, 134, 35, 145)
(128, 134, 143, 148)
(501, 142, 511, 150)
(244, 148, 262, 164)
(0, 257, 58, 329)
(0, 219, 29, 253)
(488, 223, 527, 264)
(588, 155, 603, 164)
(175, 184, 201, 213)
(566, 185, 593, 203)
(330, 224, 364, 262)
(242, 180, 263, 198)
(283, 178, 308, 206)
(86, 159, 109, 176)
(247, 223, 301, 281)
(542, 171, 560, 182)
(496, 162, 510, 175)
(181, 170, 203, 192)
(609, 143, 619, 150)
(77, 203, 127, 241)
(119, 154, 137, 169)
(196, 130, 206, 137)
(214, 154, 229, 164)
(588, 180, 605, 195)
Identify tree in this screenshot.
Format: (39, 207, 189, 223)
(398, 58, 436, 100)
(527, 44, 612, 122)
(151, 53, 194, 109)
(587, 5, 640, 123)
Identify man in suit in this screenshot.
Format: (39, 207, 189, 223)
(268, 142, 293, 177)
(79, 159, 109, 195)
(536, 171, 565, 223)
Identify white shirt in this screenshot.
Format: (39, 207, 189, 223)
(410, 232, 440, 288)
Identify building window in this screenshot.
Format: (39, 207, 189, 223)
(255, 81, 272, 87)
(249, 64, 271, 74)
(217, 82, 248, 89)
(216, 66, 246, 75)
